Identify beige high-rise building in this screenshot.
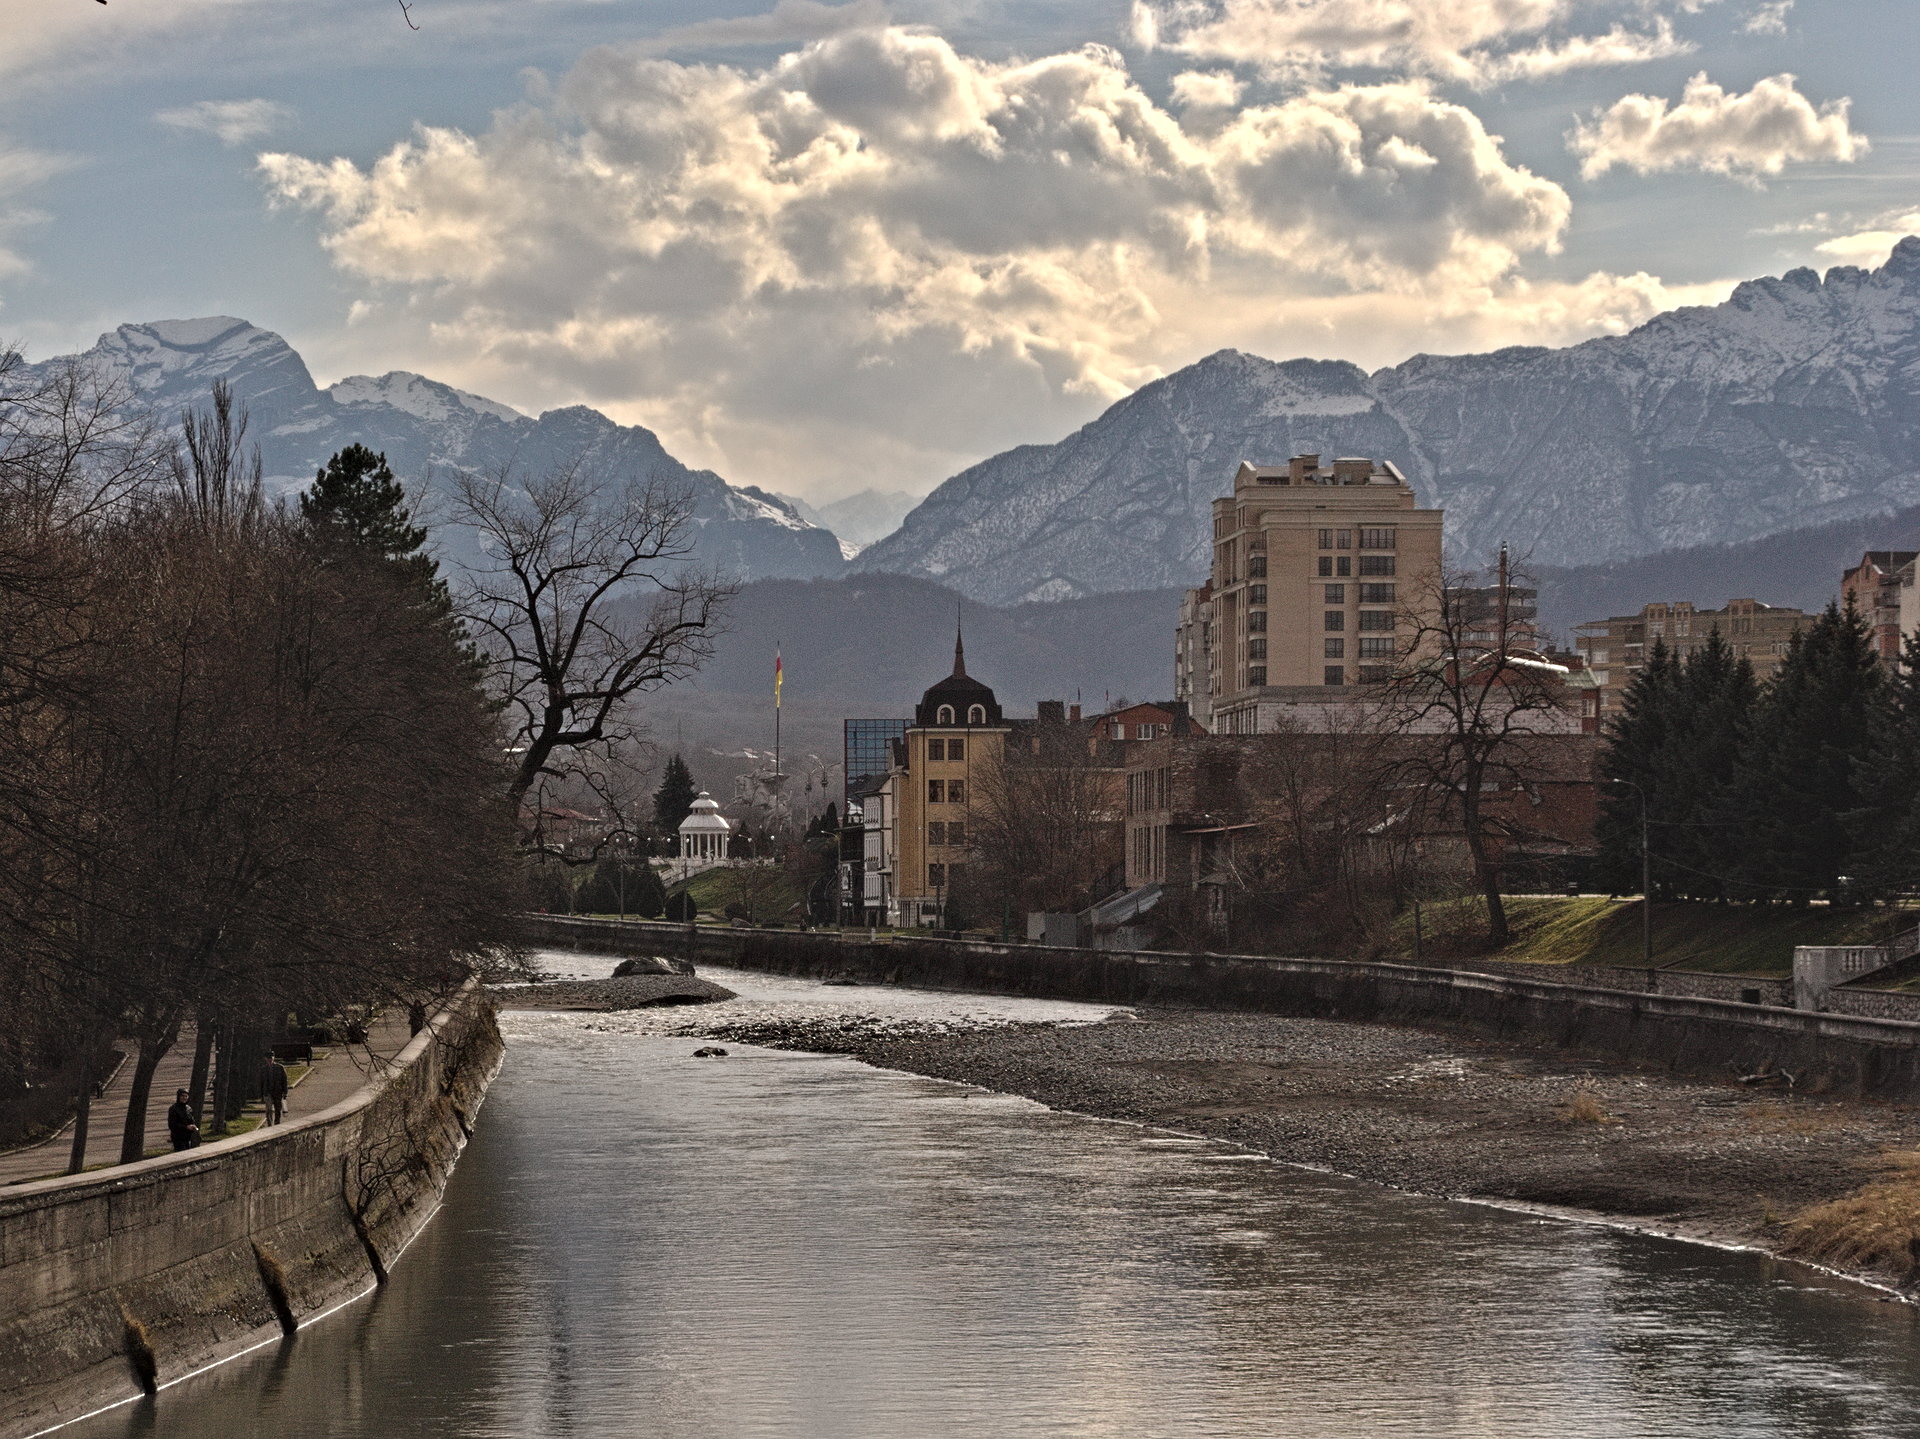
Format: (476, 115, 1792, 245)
(1204, 455, 1445, 734)
(1573, 598, 1808, 718)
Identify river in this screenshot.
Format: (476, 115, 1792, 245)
(64, 962, 1920, 1438)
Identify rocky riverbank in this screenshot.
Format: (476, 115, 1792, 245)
(699, 1005, 1920, 1291)
(498, 975, 737, 1011)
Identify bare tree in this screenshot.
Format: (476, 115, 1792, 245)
(967, 716, 1124, 918)
(1377, 552, 1577, 945)
(449, 462, 732, 833)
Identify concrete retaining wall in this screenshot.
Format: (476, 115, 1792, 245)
(527, 916, 1920, 1099)
(0, 985, 502, 1439)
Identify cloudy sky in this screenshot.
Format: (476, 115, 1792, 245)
(1, 0, 1913, 500)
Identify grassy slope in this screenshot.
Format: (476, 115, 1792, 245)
(1384, 896, 1900, 977)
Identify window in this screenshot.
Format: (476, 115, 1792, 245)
(1358, 610, 1394, 632)
(947, 737, 965, 762)
(1359, 527, 1396, 549)
(1135, 723, 1154, 740)
(947, 779, 966, 804)
(927, 863, 946, 889)
(928, 779, 945, 803)
(1359, 555, 1396, 576)
(928, 821, 947, 846)
(1318, 528, 1334, 549)
(1324, 638, 1345, 658)
(947, 822, 966, 848)
(927, 739, 945, 761)
(1358, 665, 1391, 683)
(1247, 610, 1267, 632)
(936, 704, 955, 724)
(1248, 638, 1267, 659)
(1318, 556, 1333, 577)
(1336, 556, 1351, 577)
(1247, 666, 1267, 686)
(1247, 553, 1267, 578)
(1323, 665, 1345, 686)
(967, 704, 987, 724)
(1359, 637, 1394, 658)
(1324, 583, 1346, 603)
(1324, 610, 1345, 631)
(1110, 721, 1125, 740)
(1360, 583, 1395, 604)
(1249, 584, 1267, 604)
(1337, 529, 1351, 549)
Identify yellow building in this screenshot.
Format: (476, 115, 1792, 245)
(1206, 455, 1445, 734)
(892, 634, 1010, 926)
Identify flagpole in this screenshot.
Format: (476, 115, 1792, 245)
(774, 644, 783, 779)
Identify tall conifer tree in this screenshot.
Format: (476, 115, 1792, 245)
(1722, 602, 1884, 902)
(1855, 629, 1920, 897)
(653, 754, 698, 839)
(1597, 639, 1681, 894)
(1661, 630, 1757, 900)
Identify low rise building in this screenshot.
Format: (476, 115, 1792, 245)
(1843, 551, 1917, 663)
(1174, 583, 1214, 729)
(1574, 599, 1808, 719)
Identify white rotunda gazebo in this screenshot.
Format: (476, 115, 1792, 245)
(678, 792, 732, 864)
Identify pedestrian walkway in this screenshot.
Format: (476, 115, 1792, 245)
(0, 1010, 419, 1186)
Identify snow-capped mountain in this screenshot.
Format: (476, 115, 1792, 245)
(857, 240, 1920, 604)
(57, 318, 846, 582)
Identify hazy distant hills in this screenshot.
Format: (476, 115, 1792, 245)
(43, 317, 846, 583)
(860, 240, 1920, 605)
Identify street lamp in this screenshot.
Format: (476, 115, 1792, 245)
(1608, 777, 1654, 980)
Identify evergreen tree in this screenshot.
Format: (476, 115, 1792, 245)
(300, 445, 426, 561)
(1855, 628, 1920, 897)
(664, 887, 698, 922)
(653, 755, 698, 840)
(1596, 639, 1681, 894)
(577, 856, 667, 917)
(1722, 601, 1885, 903)
(1660, 631, 1757, 901)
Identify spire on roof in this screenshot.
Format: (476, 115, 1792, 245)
(953, 608, 967, 677)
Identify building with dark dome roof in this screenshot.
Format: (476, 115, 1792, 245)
(914, 632, 1002, 728)
(887, 626, 1011, 926)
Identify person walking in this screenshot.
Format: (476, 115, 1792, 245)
(260, 1055, 290, 1125)
(166, 1089, 199, 1151)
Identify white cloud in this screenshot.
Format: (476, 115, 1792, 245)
(637, 0, 890, 54)
(1742, 1, 1792, 35)
(0, 141, 70, 290)
(1813, 210, 1920, 268)
(154, 98, 294, 145)
(252, 27, 1725, 493)
(1133, 0, 1692, 88)
(1169, 70, 1244, 110)
(1571, 72, 1866, 180)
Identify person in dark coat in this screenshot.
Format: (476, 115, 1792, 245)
(166, 1089, 199, 1150)
(260, 1055, 290, 1125)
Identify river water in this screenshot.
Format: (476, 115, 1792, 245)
(66, 962, 1920, 1439)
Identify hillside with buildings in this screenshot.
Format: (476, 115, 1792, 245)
(857, 240, 1920, 605)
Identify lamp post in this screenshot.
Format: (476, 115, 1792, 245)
(1608, 777, 1654, 982)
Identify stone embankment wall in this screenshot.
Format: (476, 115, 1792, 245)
(527, 916, 1920, 1099)
(0, 984, 502, 1439)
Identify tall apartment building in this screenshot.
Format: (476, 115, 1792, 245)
(1173, 582, 1214, 729)
(1842, 551, 1917, 663)
(1203, 455, 1444, 735)
(1573, 598, 1808, 718)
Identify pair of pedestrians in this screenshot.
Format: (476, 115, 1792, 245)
(164, 1056, 292, 1152)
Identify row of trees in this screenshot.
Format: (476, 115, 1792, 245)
(1, 344, 732, 1163)
(0, 360, 521, 1162)
(1599, 602, 1918, 905)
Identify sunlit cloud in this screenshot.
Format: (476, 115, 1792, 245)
(1571, 72, 1866, 180)
(154, 98, 295, 145)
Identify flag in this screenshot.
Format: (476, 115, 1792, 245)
(774, 648, 784, 708)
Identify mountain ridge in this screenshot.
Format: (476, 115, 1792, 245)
(857, 240, 1920, 604)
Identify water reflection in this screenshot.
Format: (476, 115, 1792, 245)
(66, 1006, 1920, 1439)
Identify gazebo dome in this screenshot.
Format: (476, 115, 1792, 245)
(914, 629, 1001, 728)
(677, 791, 732, 863)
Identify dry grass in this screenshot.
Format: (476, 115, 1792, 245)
(1782, 1149, 1920, 1279)
(1557, 1086, 1620, 1126)
(1742, 1100, 1833, 1137)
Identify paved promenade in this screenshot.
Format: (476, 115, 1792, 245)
(0, 1011, 418, 1186)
